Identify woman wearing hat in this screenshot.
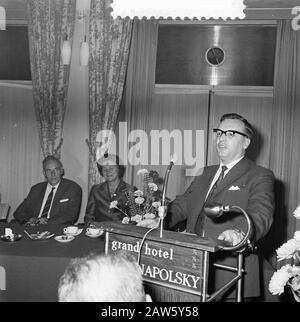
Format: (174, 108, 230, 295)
(84, 154, 136, 224)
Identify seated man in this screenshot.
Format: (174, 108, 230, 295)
(58, 252, 151, 302)
(13, 155, 82, 225)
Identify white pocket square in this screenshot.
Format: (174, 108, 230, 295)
(228, 186, 240, 191)
(59, 198, 69, 203)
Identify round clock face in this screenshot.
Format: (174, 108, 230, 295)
(205, 47, 225, 66)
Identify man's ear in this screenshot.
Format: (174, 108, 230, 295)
(243, 137, 251, 150)
(145, 294, 152, 302)
(61, 168, 65, 177)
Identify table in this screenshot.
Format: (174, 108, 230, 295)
(0, 222, 244, 302)
(0, 223, 104, 302)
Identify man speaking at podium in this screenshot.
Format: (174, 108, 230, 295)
(139, 113, 275, 301)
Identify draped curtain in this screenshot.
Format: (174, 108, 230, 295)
(0, 84, 43, 217)
(264, 20, 300, 266)
(87, 0, 133, 190)
(27, 0, 76, 158)
(121, 19, 159, 189)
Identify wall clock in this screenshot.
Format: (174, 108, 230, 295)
(205, 46, 225, 66)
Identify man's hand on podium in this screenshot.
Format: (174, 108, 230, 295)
(136, 218, 160, 229)
(218, 229, 245, 246)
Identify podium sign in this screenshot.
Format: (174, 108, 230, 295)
(100, 222, 223, 301)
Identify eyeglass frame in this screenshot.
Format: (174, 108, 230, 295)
(213, 128, 249, 139)
(44, 167, 62, 175)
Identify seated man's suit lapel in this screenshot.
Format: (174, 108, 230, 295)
(50, 179, 66, 219)
(34, 183, 47, 217)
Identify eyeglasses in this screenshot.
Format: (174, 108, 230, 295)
(102, 165, 118, 171)
(213, 128, 248, 139)
(45, 168, 61, 175)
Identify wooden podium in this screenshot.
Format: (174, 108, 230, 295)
(99, 221, 228, 302)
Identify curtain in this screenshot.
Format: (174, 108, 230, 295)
(27, 0, 76, 158)
(262, 20, 300, 267)
(0, 83, 43, 216)
(121, 19, 159, 189)
(87, 0, 133, 190)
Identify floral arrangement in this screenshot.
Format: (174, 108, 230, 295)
(268, 205, 300, 301)
(109, 169, 167, 225)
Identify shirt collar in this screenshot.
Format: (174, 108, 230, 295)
(47, 181, 60, 190)
(220, 155, 244, 172)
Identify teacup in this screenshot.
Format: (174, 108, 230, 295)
(86, 227, 101, 236)
(63, 226, 79, 235)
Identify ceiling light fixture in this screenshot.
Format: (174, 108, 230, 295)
(0, 6, 6, 30)
(61, 35, 72, 65)
(110, 0, 245, 20)
(77, 0, 90, 66)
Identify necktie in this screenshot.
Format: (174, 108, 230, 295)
(206, 165, 228, 201)
(40, 187, 55, 218)
(195, 165, 228, 236)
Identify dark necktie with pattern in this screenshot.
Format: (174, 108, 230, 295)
(195, 165, 228, 236)
(40, 187, 55, 218)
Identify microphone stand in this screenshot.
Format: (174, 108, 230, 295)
(159, 161, 174, 238)
(203, 203, 253, 302)
(204, 203, 253, 251)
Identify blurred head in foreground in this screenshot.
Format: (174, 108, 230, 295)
(58, 252, 151, 302)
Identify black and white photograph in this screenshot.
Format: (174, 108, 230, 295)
(0, 0, 299, 309)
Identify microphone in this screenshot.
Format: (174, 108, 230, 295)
(159, 154, 177, 238)
(204, 202, 230, 218)
(203, 202, 253, 252)
(162, 154, 177, 206)
(167, 154, 177, 170)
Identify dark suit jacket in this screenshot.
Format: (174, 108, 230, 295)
(166, 157, 275, 299)
(13, 178, 82, 225)
(85, 179, 136, 223)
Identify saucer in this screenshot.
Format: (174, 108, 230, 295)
(1, 234, 22, 242)
(63, 228, 83, 237)
(85, 230, 104, 238)
(54, 235, 75, 243)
